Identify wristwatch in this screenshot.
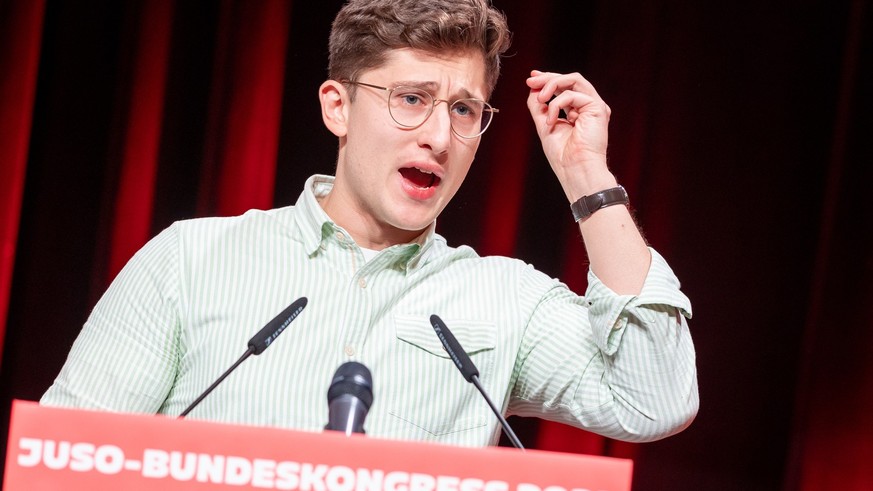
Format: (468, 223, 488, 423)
(570, 186, 629, 222)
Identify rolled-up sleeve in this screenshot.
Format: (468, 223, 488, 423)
(509, 248, 698, 442)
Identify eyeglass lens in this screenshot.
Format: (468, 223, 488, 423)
(387, 86, 492, 138)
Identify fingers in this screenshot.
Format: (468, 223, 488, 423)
(526, 70, 609, 126)
(527, 70, 602, 103)
(525, 88, 555, 135)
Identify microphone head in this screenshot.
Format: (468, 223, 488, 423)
(248, 297, 307, 355)
(430, 314, 479, 383)
(327, 361, 374, 409)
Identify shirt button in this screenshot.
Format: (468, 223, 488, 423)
(344, 345, 355, 357)
(358, 277, 367, 288)
(335, 231, 345, 241)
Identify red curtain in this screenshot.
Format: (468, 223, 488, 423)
(1, 1, 871, 489)
(0, 0, 45, 361)
(785, 1, 873, 489)
(104, 0, 291, 281)
(106, 0, 174, 280)
(200, 0, 290, 219)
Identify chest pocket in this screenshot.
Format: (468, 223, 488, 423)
(384, 315, 497, 437)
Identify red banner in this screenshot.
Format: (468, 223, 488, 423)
(3, 400, 632, 491)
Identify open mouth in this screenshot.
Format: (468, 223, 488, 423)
(399, 167, 441, 189)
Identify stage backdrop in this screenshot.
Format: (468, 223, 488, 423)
(1, 1, 871, 489)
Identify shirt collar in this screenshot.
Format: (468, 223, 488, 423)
(294, 174, 438, 269)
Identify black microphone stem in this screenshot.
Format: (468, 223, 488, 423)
(178, 296, 308, 419)
(430, 314, 525, 451)
(179, 347, 254, 418)
(469, 375, 525, 451)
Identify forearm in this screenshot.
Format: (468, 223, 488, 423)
(525, 71, 651, 295)
(579, 206, 650, 295)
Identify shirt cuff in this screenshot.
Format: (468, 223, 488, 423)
(584, 248, 692, 355)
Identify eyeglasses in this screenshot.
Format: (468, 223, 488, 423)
(343, 81, 498, 139)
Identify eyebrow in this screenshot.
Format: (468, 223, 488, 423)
(392, 80, 478, 100)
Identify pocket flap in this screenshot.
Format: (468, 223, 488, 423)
(393, 315, 496, 358)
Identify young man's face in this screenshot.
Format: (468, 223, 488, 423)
(327, 48, 488, 246)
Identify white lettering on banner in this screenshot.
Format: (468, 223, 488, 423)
(485, 480, 510, 491)
(142, 449, 203, 481)
(15, 437, 598, 491)
(385, 470, 409, 491)
(17, 438, 42, 467)
(326, 464, 356, 491)
(124, 458, 143, 471)
(276, 460, 301, 489)
(436, 475, 460, 491)
(356, 468, 386, 491)
(518, 484, 595, 491)
(198, 453, 225, 483)
(411, 472, 436, 491)
(18, 438, 135, 475)
(94, 444, 125, 474)
(459, 478, 484, 491)
(142, 449, 168, 478)
(225, 456, 252, 486)
(300, 463, 329, 491)
(171, 451, 197, 480)
(69, 442, 96, 472)
(43, 439, 70, 470)
(252, 458, 278, 489)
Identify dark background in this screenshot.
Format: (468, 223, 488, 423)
(1, 1, 871, 489)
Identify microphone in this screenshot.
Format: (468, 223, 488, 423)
(430, 314, 525, 450)
(324, 361, 373, 435)
(179, 297, 308, 418)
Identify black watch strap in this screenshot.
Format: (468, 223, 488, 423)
(570, 185, 629, 222)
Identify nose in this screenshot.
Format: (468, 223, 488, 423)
(416, 100, 453, 154)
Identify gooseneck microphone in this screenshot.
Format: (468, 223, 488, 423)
(179, 297, 308, 418)
(430, 314, 525, 450)
(325, 361, 373, 435)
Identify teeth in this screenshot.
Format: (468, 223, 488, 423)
(418, 168, 432, 174)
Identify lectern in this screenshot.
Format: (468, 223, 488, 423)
(3, 400, 632, 490)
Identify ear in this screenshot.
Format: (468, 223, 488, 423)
(319, 80, 349, 137)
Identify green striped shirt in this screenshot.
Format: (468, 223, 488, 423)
(42, 174, 697, 446)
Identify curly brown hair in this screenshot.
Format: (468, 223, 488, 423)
(328, 0, 511, 98)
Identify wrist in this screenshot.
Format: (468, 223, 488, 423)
(560, 169, 618, 202)
(570, 185, 629, 222)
